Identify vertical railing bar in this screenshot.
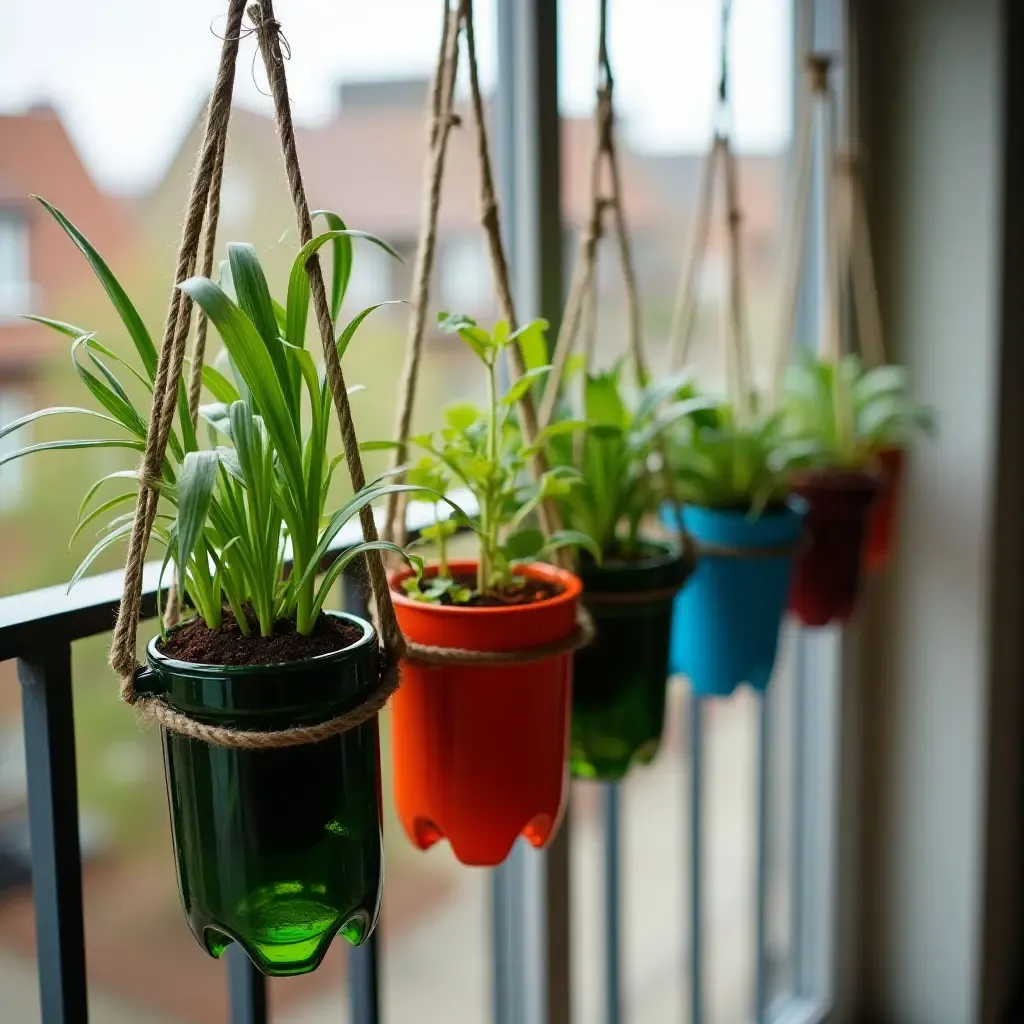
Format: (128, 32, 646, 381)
(689, 693, 704, 1024)
(340, 562, 382, 1024)
(17, 644, 89, 1024)
(791, 636, 808, 997)
(228, 946, 268, 1024)
(491, 866, 512, 1024)
(350, 936, 382, 1024)
(755, 691, 771, 1023)
(603, 783, 623, 1024)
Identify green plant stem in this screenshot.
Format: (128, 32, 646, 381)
(478, 359, 499, 594)
(436, 502, 449, 578)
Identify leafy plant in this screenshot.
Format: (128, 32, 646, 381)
(364, 313, 599, 603)
(664, 402, 802, 515)
(542, 362, 716, 558)
(781, 352, 935, 470)
(0, 199, 423, 638)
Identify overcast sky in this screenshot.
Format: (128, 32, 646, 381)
(1, 0, 792, 194)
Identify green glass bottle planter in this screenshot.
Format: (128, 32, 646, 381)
(136, 611, 383, 977)
(571, 541, 691, 781)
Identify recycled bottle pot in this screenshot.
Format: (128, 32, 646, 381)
(136, 611, 383, 977)
(571, 541, 690, 780)
(864, 446, 906, 573)
(661, 501, 805, 697)
(788, 468, 881, 626)
(389, 560, 580, 867)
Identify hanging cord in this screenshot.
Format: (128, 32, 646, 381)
(110, 0, 248, 694)
(109, 0, 407, 747)
(459, 0, 568, 554)
(833, 4, 887, 370)
(664, 0, 750, 422)
(164, 92, 232, 631)
(539, 0, 647, 426)
(249, 0, 405, 665)
(383, 0, 462, 548)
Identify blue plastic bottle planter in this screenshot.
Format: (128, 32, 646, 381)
(661, 501, 806, 697)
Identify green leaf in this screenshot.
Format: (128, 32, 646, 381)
(228, 243, 294, 412)
(444, 401, 481, 432)
(584, 371, 627, 428)
(337, 301, 405, 360)
(70, 335, 148, 438)
(78, 469, 142, 520)
(0, 406, 122, 443)
(33, 196, 158, 381)
(311, 541, 419, 621)
(501, 528, 545, 561)
(0, 437, 146, 469)
(541, 528, 602, 564)
(179, 276, 304, 496)
(311, 210, 352, 322)
(67, 519, 135, 592)
(502, 366, 551, 405)
(69, 492, 137, 548)
(509, 319, 550, 370)
(176, 451, 220, 580)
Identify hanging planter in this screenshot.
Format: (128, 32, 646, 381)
(390, 560, 583, 866)
(374, 6, 595, 864)
(864, 445, 906, 572)
(571, 542, 689, 780)
(5, 1, 417, 975)
(662, 502, 805, 696)
(787, 467, 879, 625)
(136, 614, 383, 975)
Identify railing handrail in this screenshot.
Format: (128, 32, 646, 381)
(0, 496, 472, 660)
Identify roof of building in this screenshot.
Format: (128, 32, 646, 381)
(0, 106, 134, 374)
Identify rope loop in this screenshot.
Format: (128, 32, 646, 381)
(403, 609, 595, 667)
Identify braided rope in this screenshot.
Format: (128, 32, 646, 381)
(382, 0, 462, 549)
(110, 0, 248, 695)
(403, 608, 594, 666)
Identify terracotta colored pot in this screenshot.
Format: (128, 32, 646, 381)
(864, 447, 907, 573)
(389, 560, 581, 867)
(788, 469, 881, 627)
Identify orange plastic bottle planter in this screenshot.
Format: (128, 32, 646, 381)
(389, 560, 580, 867)
(864, 446, 906, 573)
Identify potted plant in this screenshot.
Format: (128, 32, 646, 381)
(1, 202, 418, 975)
(366, 313, 597, 867)
(780, 352, 933, 625)
(540, 363, 708, 779)
(854, 364, 934, 572)
(662, 401, 806, 697)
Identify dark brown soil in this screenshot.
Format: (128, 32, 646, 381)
(158, 610, 363, 666)
(415, 573, 563, 607)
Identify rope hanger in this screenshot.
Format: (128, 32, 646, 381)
(109, 0, 406, 748)
(664, 0, 751, 423)
(770, 1, 888, 405)
(537, 0, 646, 431)
(382, 0, 569, 561)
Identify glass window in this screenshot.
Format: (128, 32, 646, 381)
(0, 388, 29, 513)
(0, 213, 30, 319)
(441, 234, 491, 316)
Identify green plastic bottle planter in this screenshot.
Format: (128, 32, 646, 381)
(136, 611, 383, 977)
(571, 541, 691, 781)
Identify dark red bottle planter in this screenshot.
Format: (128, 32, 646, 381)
(864, 446, 906, 573)
(788, 468, 881, 627)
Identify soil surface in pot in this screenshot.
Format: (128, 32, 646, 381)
(406, 573, 563, 607)
(158, 611, 363, 666)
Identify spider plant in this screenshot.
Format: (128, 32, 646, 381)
(541, 362, 717, 559)
(0, 198, 424, 639)
(364, 313, 599, 603)
(781, 352, 935, 469)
